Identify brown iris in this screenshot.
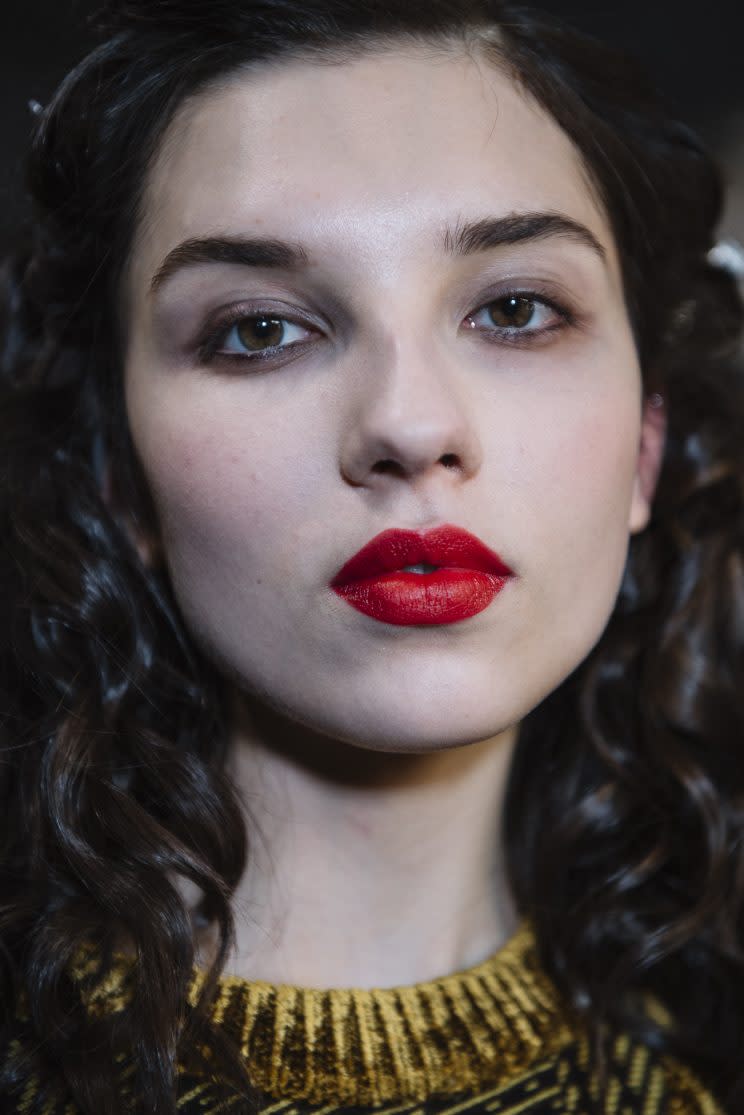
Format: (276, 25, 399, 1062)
(487, 296, 535, 328)
(236, 316, 286, 351)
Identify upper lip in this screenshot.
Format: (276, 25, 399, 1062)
(330, 524, 514, 586)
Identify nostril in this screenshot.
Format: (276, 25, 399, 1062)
(372, 459, 405, 476)
(441, 454, 459, 469)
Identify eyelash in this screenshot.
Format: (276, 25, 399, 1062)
(464, 292, 573, 346)
(196, 290, 575, 367)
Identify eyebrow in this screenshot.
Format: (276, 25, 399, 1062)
(150, 236, 309, 293)
(443, 212, 606, 261)
(149, 211, 605, 294)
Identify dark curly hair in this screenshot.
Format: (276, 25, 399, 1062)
(1, 1, 743, 1112)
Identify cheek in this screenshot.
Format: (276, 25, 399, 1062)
(579, 404, 640, 528)
(537, 404, 639, 533)
(124, 378, 329, 627)
(514, 380, 641, 631)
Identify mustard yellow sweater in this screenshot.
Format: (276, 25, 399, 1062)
(6, 922, 724, 1113)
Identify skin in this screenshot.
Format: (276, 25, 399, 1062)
(122, 46, 665, 987)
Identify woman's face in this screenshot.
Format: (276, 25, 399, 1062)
(123, 46, 660, 752)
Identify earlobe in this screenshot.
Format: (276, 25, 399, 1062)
(629, 393, 667, 534)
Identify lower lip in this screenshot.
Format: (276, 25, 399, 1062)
(331, 569, 510, 626)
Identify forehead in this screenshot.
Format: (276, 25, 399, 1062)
(131, 46, 613, 288)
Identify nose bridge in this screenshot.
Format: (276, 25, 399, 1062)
(340, 312, 483, 487)
(374, 328, 457, 430)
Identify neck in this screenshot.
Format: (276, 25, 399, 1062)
(212, 694, 519, 989)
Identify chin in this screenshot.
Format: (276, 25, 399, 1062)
(254, 677, 527, 754)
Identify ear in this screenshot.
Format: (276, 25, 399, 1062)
(628, 393, 667, 534)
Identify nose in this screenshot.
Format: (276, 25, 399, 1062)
(339, 332, 483, 491)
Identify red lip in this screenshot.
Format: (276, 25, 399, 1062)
(330, 524, 515, 626)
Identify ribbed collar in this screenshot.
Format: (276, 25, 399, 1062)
(81, 921, 575, 1107)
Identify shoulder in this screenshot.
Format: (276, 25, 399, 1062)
(0, 1025, 726, 1115)
(0, 1019, 78, 1115)
(661, 1057, 726, 1115)
(541, 1031, 727, 1115)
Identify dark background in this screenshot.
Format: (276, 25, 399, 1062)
(1, 1, 743, 247)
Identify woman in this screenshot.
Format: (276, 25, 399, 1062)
(1, 1, 742, 1112)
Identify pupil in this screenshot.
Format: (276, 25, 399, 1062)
(238, 316, 285, 350)
(489, 297, 534, 328)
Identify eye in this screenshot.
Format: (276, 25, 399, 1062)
(218, 314, 314, 356)
(465, 294, 568, 341)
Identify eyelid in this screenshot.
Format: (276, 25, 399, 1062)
(196, 301, 326, 364)
(467, 279, 574, 314)
(461, 287, 576, 338)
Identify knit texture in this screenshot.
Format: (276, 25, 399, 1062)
(3, 922, 725, 1113)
